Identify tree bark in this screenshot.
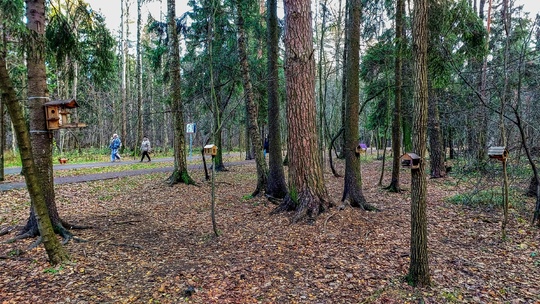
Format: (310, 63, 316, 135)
(167, 0, 194, 185)
(121, 0, 128, 151)
(341, 0, 373, 210)
(387, 0, 405, 192)
(408, 0, 431, 287)
(428, 89, 446, 178)
(136, 0, 143, 147)
(274, 0, 333, 223)
(235, 0, 268, 197)
(265, 0, 287, 199)
(0, 0, 70, 265)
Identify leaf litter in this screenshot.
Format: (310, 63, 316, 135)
(0, 158, 539, 303)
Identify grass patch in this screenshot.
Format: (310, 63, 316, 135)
(445, 187, 525, 209)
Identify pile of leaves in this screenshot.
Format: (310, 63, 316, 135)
(1, 159, 539, 303)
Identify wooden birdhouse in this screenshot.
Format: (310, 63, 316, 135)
(488, 146, 509, 161)
(44, 99, 87, 130)
(356, 143, 368, 154)
(204, 144, 218, 156)
(401, 153, 421, 169)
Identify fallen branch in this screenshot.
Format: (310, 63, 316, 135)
(0, 226, 16, 237)
(111, 243, 143, 250)
(114, 220, 141, 225)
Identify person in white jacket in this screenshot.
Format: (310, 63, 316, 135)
(140, 137, 151, 162)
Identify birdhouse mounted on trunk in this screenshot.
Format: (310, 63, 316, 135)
(488, 146, 509, 161)
(401, 153, 421, 169)
(44, 99, 87, 130)
(204, 144, 218, 156)
(356, 143, 368, 155)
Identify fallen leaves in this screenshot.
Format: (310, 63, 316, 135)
(0, 159, 539, 303)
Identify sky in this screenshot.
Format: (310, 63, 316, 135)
(86, 0, 540, 34)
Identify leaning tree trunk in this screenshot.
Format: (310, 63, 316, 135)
(236, 0, 268, 197)
(166, 0, 194, 185)
(265, 0, 288, 199)
(274, 0, 333, 223)
(428, 88, 446, 178)
(408, 0, 431, 287)
(0, 1, 70, 265)
(341, 0, 374, 210)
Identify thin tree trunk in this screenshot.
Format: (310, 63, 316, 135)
(428, 88, 446, 178)
(121, 0, 129, 152)
(136, 0, 143, 146)
(167, 0, 194, 185)
(387, 0, 405, 192)
(342, 0, 374, 210)
(265, 0, 287, 198)
(235, 0, 268, 196)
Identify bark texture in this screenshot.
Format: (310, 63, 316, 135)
(236, 0, 268, 196)
(265, 0, 288, 199)
(428, 89, 446, 178)
(167, 0, 194, 185)
(342, 0, 372, 210)
(0, 0, 69, 264)
(408, 0, 431, 287)
(23, 0, 66, 238)
(387, 0, 405, 192)
(275, 0, 332, 223)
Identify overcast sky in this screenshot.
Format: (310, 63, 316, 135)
(86, 0, 540, 34)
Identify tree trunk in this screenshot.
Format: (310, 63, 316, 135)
(0, 0, 70, 265)
(408, 0, 431, 287)
(265, 0, 287, 199)
(235, 0, 268, 197)
(387, 0, 405, 192)
(0, 91, 4, 182)
(274, 0, 333, 223)
(136, 0, 143, 147)
(23, 0, 71, 239)
(341, 0, 373, 210)
(428, 89, 446, 178)
(121, 0, 128, 152)
(167, 0, 194, 185)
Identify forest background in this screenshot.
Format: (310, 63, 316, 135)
(1, 0, 540, 302)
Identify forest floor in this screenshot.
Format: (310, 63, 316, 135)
(0, 156, 539, 303)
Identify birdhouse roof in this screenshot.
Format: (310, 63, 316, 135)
(44, 99, 79, 108)
(401, 152, 420, 160)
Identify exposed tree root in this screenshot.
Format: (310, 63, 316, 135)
(4, 231, 35, 243)
(323, 212, 339, 232)
(271, 195, 296, 215)
(0, 226, 17, 237)
(384, 184, 402, 193)
(27, 236, 43, 250)
(265, 194, 283, 205)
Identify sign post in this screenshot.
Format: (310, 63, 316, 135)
(186, 123, 196, 160)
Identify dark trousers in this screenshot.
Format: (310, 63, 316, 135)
(140, 151, 151, 162)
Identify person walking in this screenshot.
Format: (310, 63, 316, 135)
(140, 136, 151, 162)
(109, 133, 122, 162)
